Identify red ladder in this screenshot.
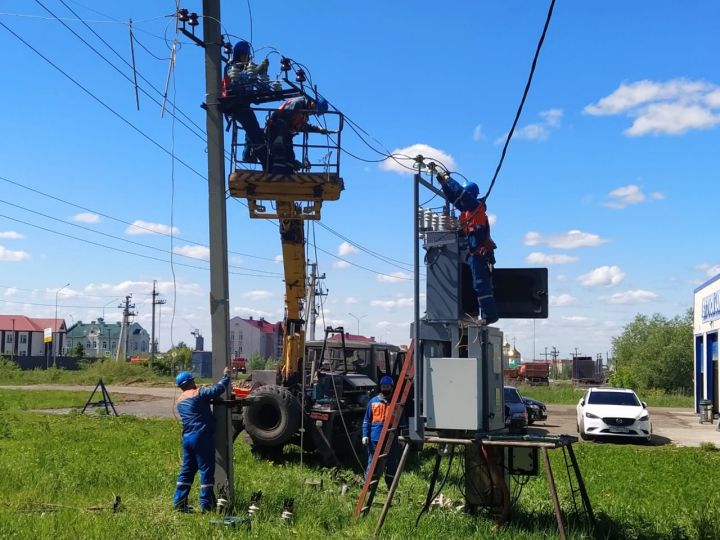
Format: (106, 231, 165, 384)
(353, 341, 415, 519)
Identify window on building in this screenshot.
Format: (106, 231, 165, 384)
(230, 332, 235, 343)
(141, 342, 147, 352)
(6, 335, 12, 344)
(133, 343, 138, 351)
(86, 342, 92, 348)
(111, 341, 116, 349)
(19, 350, 27, 356)
(92, 341, 98, 348)
(20, 334, 27, 344)
(102, 341, 108, 349)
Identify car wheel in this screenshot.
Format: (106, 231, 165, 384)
(579, 420, 590, 441)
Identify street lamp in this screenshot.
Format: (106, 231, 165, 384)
(54, 283, 70, 367)
(347, 312, 367, 336)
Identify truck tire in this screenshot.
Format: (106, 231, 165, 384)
(243, 385, 301, 447)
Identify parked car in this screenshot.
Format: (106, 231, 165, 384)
(504, 386, 528, 433)
(576, 387, 652, 443)
(523, 396, 548, 425)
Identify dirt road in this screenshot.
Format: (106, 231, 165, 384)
(4, 384, 719, 446)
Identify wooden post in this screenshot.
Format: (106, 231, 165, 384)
(542, 447, 566, 540)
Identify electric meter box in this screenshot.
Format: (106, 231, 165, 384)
(422, 326, 504, 432)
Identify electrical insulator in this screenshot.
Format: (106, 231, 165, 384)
(296, 69, 306, 83)
(424, 209, 433, 231)
(417, 207, 424, 238)
(188, 12, 199, 26)
(439, 213, 449, 231)
(432, 212, 440, 231)
(280, 57, 291, 72)
(177, 8, 190, 23)
(273, 78, 283, 92)
(222, 41, 233, 57)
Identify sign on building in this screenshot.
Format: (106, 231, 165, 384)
(44, 327, 53, 343)
(702, 291, 720, 324)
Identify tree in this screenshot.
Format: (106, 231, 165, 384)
(70, 342, 85, 359)
(610, 310, 693, 393)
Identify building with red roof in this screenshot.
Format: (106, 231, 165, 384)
(0, 315, 67, 357)
(229, 316, 283, 360)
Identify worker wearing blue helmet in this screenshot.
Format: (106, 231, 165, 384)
(362, 375, 399, 488)
(265, 95, 330, 173)
(437, 170, 499, 325)
(172, 367, 231, 512)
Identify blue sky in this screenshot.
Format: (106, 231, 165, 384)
(0, 1, 718, 359)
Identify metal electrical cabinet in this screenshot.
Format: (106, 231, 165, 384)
(422, 326, 504, 432)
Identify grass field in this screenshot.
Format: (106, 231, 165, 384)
(516, 383, 694, 409)
(1, 390, 719, 539)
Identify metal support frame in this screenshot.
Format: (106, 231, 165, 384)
(409, 172, 424, 441)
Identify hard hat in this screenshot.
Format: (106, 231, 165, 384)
(379, 375, 394, 386)
(462, 180, 479, 200)
(315, 97, 328, 115)
(233, 40, 251, 59)
(176, 371, 194, 388)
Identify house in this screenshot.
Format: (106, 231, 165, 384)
(64, 318, 149, 359)
(229, 316, 283, 360)
(327, 332, 376, 343)
(0, 315, 66, 357)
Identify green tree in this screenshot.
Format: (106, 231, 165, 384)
(70, 342, 85, 359)
(248, 352, 266, 371)
(610, 310, 693, 393)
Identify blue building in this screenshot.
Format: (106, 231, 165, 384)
(694, 273, 720, 413)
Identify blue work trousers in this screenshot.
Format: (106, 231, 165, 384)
(468, 254, 498, 324)
(366, 438, 399, 489)
(173, 433, 216, 512)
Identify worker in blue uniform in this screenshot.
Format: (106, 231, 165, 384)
(437, 170, 499, 325)
(265, 95, 329, 174)
(221, 40, 269, 166)
(173, 367, 231, 512)
(362, 375, 399, 488)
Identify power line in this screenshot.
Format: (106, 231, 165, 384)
(0, 284, 149, 299)
(0, 19, 207, 182)
(484, 0, 556, 200)
(0, 198, 282, 275)
(0, 175, 276, 262)
(0, 212, 279, 279)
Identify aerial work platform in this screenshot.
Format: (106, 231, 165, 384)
(228, 170, 343, 219)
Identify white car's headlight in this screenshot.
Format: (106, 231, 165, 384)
(585, 412, 599, 419)
(638, 414, 649, 422)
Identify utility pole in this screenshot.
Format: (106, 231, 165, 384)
(202, 0, 233, 503)
(551, 346, 559, 379)
(150, 280, 166, 365)
(117, 295, 136, 361)
(306, 263, 326, 342)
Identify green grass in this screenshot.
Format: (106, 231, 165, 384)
(1, 389, 719, 539)
(517, 383, 694, 409)
(0, 389, 122, 412)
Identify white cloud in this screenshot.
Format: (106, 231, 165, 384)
(472, 124, 485, 142)
(173, 245, 210, 260)
(0, 231, 24, 239)
(338, 241, 358, 257)
(232, 306, 273, 318)
(0, 245, 30, 262)
(650, 192, 666, 200)
(274, 254, 283, 264)
(4, 287, 18, 297)
(578, 265, 625, 287)
(71, 212, 101, 224)
(125, 220, 179, 236)
(696, 263, 720, 278)
(370, 297, 413, 310)
(332, 260, 350, 269)
(526, 252, 578, 265)
(380, 144, 456, 175)
(488, 214, 497, 226)
(603, 289, 658, 304)
(242, 289, 272, 301)
(550, 294, 576, 306)
(376, 272, 411, 283)
(540, 108, 563, 127)
(495, 108, 563, 144)
(585, 79, 720, 136)
(345, 297, 358, 304)
(524, 230, 608, 249)
(84, 280, 202, 297)
(603, 184, 645, 209)
(46, 287, 83, 299)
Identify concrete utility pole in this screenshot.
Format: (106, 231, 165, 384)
(117, 295, 136, 361)
(150, 280, 166, 364)
(202, 0, 233, 502)
(306, 263, 326, 341)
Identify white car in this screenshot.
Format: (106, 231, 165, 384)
(576, 387, 652, 443)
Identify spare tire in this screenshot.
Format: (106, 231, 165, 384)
(242, 385, 301, 447)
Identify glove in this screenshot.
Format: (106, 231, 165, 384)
(362, 436, 369, 445)
(318, 128, 329, 135)
(223, 367, 231, 377)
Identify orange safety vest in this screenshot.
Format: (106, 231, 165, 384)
(459, 203, 495, 253)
